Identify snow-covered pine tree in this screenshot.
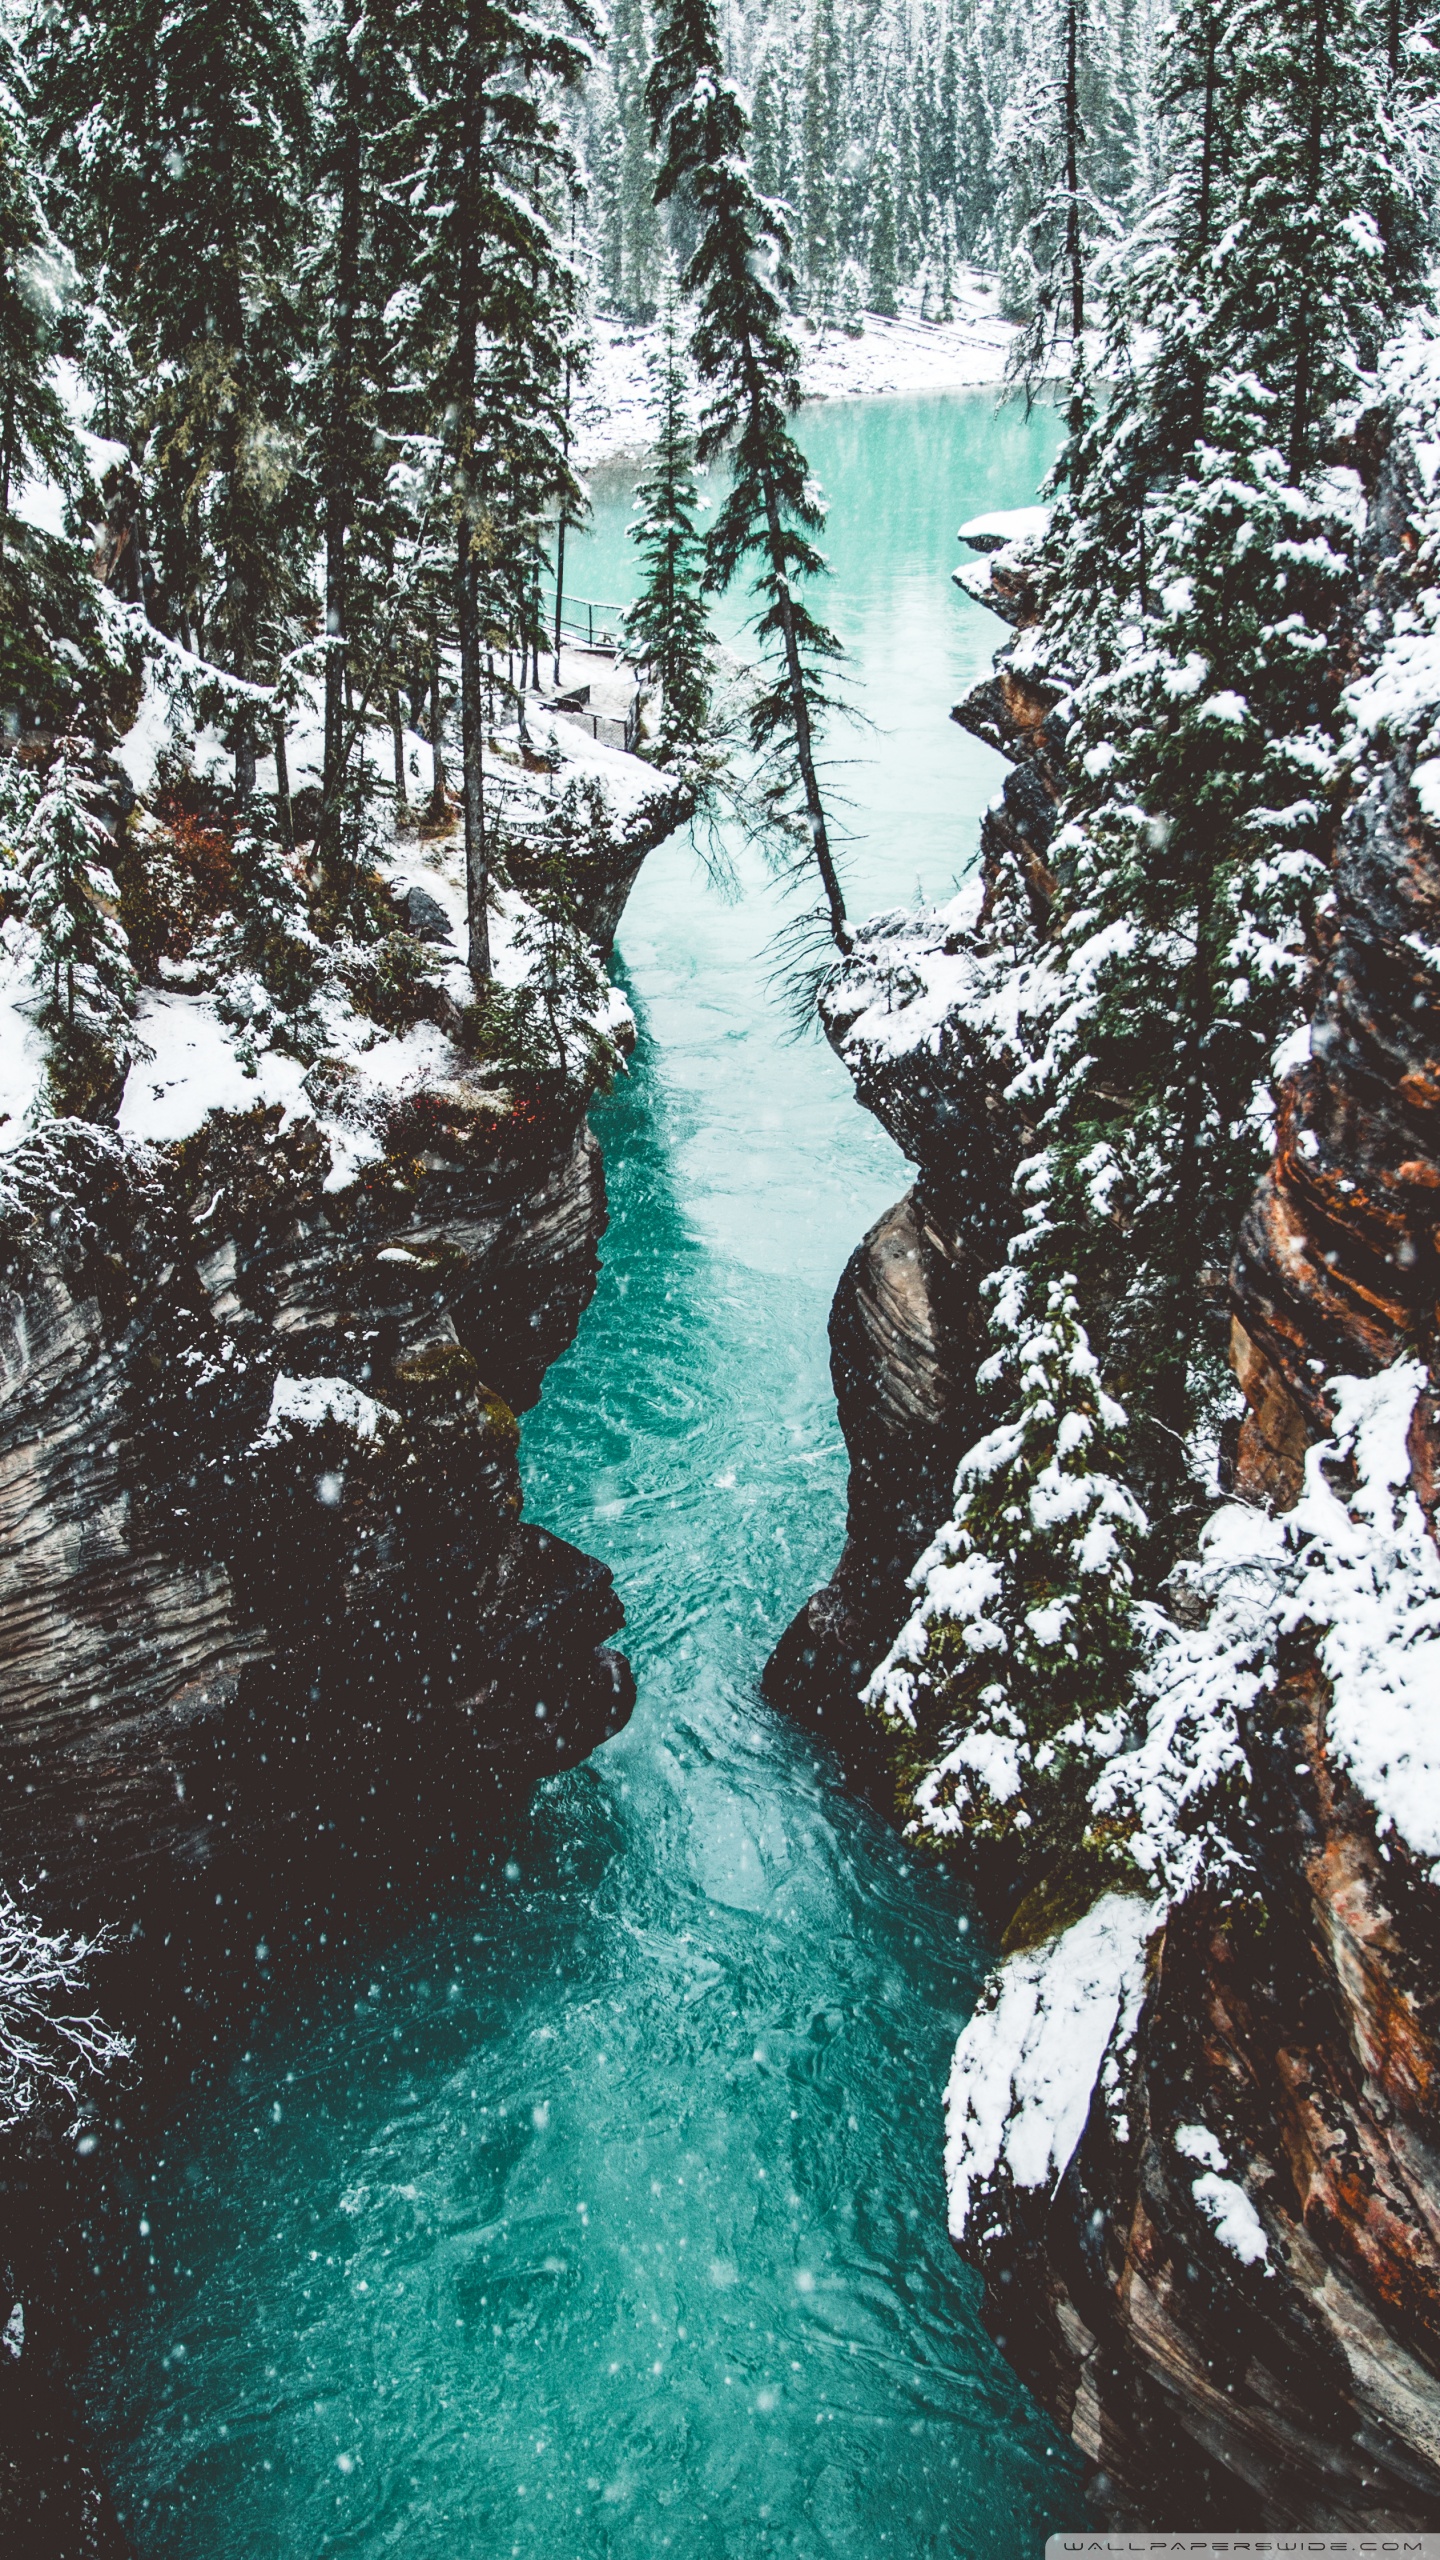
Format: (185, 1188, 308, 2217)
(999, 0, 1092, 431)
(198, 805, 324, 1063)
(308, 0, 420, 885)
(955, 15, 996, 259)
(506, 782, 614, 1085)
(801, 0, 843, 318)
(0, 26, 90, 731)
(893, 78, 922, 281)
(867, 128, 900, 314)
(863, 1270, 1145, 1912)
(612, 0, 664, 318)
(934, 6, 959, 227)
(1212, 0, 1422, 482)
(22, 742, 136, 1096)
(590, 87, 626, 309)
(750, 46, 795, 219)
(35, 0, 314, 793)
(973, 0, 1428, 1562)
(860, 0, 1438, 1902)
(649, 0, 851, 950)
(0, 26, 69, 568)
(391, 0, 593, 979)
(623, 273, 711, 754)
(0, 751, 38, 881)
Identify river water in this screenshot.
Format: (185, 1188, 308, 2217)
(87, 389, 1080, 2555)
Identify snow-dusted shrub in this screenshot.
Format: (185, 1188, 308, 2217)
(191, 810, 327, 1065)
(0, 1885, 131, 2136)
(463, 784, 620, 1092)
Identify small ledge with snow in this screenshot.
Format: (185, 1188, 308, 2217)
(943, 1891, 1159, 2242)
(957, 505, 1051, 555)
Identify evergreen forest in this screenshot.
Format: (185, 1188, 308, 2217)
(4, 0, 1440, 2539)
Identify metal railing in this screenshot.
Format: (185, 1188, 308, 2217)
(547, 697, 642, 755)
(550, 595, 628, 652)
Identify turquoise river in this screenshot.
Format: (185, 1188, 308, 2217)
(87, 387, 1082, 2556)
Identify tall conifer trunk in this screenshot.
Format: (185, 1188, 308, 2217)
(1063, 0, 1085, 448)
(455, 28, 491, 980)
(1289, 0, 1328, 481)
(428, 650, 448, 822)
(0, 377, 14, 567)
(321, 29, 364, 872)
(215, 116, 259, 799)
(755, 447, 847, 948)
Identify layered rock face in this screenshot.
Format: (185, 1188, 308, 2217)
(0, 1069, 641, 2555)
(771, 432, 1440, 2519)
(0, 1082, 633, 1967)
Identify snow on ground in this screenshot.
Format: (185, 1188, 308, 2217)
(112, 747, 641, 1191)
(1288, 1364, 1440, 1872)
(117, 986, 466, 1190)
(942, 1891, 1158, 2240)
(574, 272, 1013, 468)
(1175, 2131, 1272, 2267)
(957, 505, 1050, 551)
(1189, 2171, 1272, 2267)
(117, 993, 310, 1147)
(252, 1373, 397, 1449)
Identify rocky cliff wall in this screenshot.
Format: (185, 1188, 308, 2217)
(769, 395, 1440, 2523)
(976, 355, 1440, 2530)
(0, 763, 687, 2549)
(0, 1088, 632, 1962)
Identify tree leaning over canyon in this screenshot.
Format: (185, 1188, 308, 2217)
(646, 0, 852, 954)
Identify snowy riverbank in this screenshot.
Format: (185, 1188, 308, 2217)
(574, 271, 1013, 468)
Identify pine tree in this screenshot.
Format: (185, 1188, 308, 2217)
(591, 92, 626, 307)
(36, 0, 314, 791)
(22, 743, 136, 1070)
(801, 0, 843, 316)
(956, 21, 996, 259)
(866, 0, 1438, 1908)
(0, 752, 38, 879)
(0, 27, 70, 571)
(612, 0, 663, 318)
(0, 28, 92, 730)
(750, 48, 793, 212)
(868, 128, 900, 314)
(623, 274, 711, 754)
(309, 0, 418, 884)
(199, 808, 325, 1061)
(391, 0, 594, 979)
(507, 783, 613, 1084)
(1214, 0, 1413, 481)
(1003, 0, 1090, 431)
(649, 0, 851, 950)
(970, 0, 1424, 1539)
(864, 1270, 1145, 1903)
(934, 7, 960, 216)
(893, 85, 922, 279)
